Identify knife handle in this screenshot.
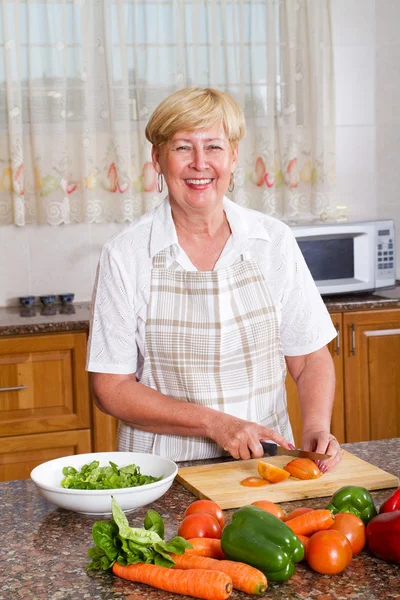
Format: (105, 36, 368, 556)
(260, 441, 278, 456)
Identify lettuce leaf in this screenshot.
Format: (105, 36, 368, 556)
(86, 497, 192, 571)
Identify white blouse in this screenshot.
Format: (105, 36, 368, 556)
(86, 197, 337, 376)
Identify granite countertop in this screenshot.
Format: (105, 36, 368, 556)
(1, 439, 399, 600)
(1, 285, 400, 337)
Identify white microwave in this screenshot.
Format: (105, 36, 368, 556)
(291, 220, 396, 295)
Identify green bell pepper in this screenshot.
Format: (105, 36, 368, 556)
(326, 485, 377, 525)
(221, 505, 304, 582)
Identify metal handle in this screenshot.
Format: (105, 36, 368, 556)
(0, 385, 28, 392)
(334, 322, 340, 356)
(351, 324, 356, 356)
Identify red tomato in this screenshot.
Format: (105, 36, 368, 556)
(251, 500, 285, 520)
(329, 513, 366, 554)
(178, 513, 222, 540)
(184, 500, 225, 529)
(307, 530, 353, 575)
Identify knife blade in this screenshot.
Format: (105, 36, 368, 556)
(261, 441, 331, 461)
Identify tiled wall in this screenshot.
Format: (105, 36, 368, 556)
(1, 0, 399, 307)
(331, 0, 400, 273)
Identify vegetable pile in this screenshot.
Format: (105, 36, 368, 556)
(61, 460, 161, 490)
(86, 485, 400, 599)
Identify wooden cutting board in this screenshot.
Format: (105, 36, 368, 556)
(176, 450, 399, 509)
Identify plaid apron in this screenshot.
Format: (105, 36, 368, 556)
(117, 250, 294, 461)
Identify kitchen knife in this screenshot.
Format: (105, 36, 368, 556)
(261, 441, 331, 461)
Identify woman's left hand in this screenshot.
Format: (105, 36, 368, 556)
(302, 430, 342, 473)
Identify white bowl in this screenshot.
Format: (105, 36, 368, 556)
(30, 452, 178, 516)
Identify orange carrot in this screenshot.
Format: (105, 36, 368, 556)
(296, 534, 309, 555)
(170, 553, 267, 595)
(112, 562, 232, 600)
(186, 537, 226, 559)
(284, 507, 314, 522)
(285, 509, 334, 536)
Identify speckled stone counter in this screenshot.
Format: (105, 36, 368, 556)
(1, 286, 400, 337)
(0, 302, 90, 336)
(1, 439, 399, 600)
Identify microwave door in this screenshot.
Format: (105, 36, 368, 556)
(296, 230, 375, 294)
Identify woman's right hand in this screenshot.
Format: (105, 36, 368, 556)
(206, 413, 294, 461)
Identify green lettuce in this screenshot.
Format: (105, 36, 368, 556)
(86, 497, 191, 571)
(61, 460, 162, 490)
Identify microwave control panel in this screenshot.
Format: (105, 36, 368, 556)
(376, 222, 396, 284)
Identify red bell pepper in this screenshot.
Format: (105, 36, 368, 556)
(379, 488, 400, 513)
(366, 511, 400, 563)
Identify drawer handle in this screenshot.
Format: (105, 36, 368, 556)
(0, 385, 28, 392)
(351, 324, 356, 356)
(334, 322, 340, 356)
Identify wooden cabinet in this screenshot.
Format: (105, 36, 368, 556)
(0, 332, 92, 481)
(287, 308, 400, 446)
(343, 309, 400, 443)
(286, 312, 345, 446)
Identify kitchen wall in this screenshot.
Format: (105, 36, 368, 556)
(1, 0, 399, 307)
(331, 0, 400, 269)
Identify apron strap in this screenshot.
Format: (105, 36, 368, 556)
(152, 250, 168, 269)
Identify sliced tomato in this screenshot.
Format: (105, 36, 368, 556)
(240, 476, 270, 487)
(283, 458, 322, 480)
(257, 460, 290, 483)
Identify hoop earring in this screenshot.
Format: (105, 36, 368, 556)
(228, 172, 235, 193)
(157, 173, 164, 194)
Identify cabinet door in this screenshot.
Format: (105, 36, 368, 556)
(0, 332, 90, 437)
(343, 309, 400, 443)
(0, 429, 91, 481)
(286, 313, 345, 446)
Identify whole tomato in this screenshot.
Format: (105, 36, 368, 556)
(178, 513, 222, 540)
(251, 500, 285, 520)
(307, 530, 353, 575)
(330, 513, 366, 554)
(184, 499, 225, 529)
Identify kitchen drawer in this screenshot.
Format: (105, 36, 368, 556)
(0, 428, 91, 481)
(0, 332, 90, 436)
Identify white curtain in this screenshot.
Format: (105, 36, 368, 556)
(0, 0, 336, 226)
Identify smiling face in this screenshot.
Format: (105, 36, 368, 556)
(151, 124, 238, 217)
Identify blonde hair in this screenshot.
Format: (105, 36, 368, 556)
(145, 87, 245, 148)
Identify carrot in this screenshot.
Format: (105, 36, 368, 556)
(186, 537, 226, 559)
(112, 562, 232, 600)
(284, 507, 314, 522)
(285, 509, 334, 536)
(170, 553, 267, 595)
(296, 534, 309, 555)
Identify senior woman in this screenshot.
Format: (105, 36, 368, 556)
(87, 87, 341, 472)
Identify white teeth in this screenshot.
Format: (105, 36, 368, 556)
(185, 179, 212, 185)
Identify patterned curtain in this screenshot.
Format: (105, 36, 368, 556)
(0, 0, 336, 226)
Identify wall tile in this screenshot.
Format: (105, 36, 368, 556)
(0, 226, 31, 307)
(376, 0, 400, 46)
(334, 46, 375, 126)
(331, 0, 375, 46)
(376, 43, 400, 126)
(28, 223, 92, 303)
(335, 126, 377, 221)
(376, 124, 400, 204)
